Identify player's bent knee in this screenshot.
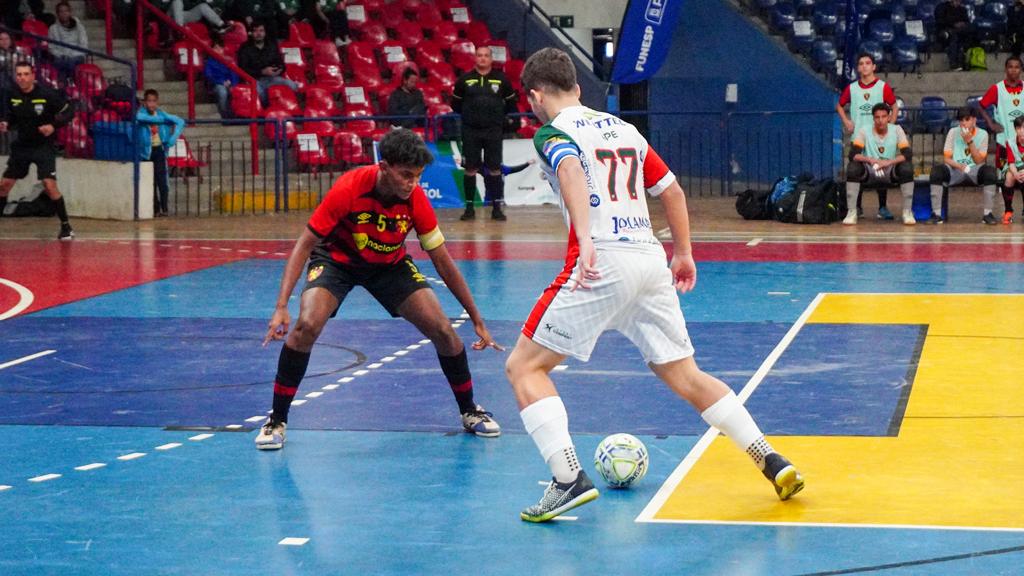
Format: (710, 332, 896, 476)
(895, 163, 914, 184)
(291, 317, 325, 346)
(979, 165, 999, 186)
(846, 162, 866, 182)
(929, 165, 949, 185)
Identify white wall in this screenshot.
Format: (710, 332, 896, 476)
(0, 157, 153, 220)
(528, 0, 627, 72)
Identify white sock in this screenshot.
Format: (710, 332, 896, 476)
(520, 396, 579, 483)
(983, 184, 996, 214)
(930, 184, 944, 215)
(901, 181, 915, 204)
(701, 391, 773, 469)
(846, 181, 859, 213)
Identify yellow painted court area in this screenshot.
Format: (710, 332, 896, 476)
(654, 294, 1024, 529)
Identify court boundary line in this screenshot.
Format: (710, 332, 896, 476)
(634, 292, 826, 523)
(0, 278, 34, 321)
(638, 518, 1024, 533)
(0, 350, 56, 371)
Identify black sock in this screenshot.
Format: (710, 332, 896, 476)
(484, 174, 504, 207)
(877, 189, 887, 209)
(54, 196, 69, 224)
(463, 174, 477, 208)
(0, 196, 6, 216)
(856, 190, 862, 211)
(438, 348, 475, 414)
(271, 344, 311, 423)
(1003, 186, 1015, 213)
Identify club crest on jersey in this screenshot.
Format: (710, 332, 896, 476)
(307, 265, 324, 282)
(863, 93, 871, 101)
(589, 194, 601, 207)
(1015, 98, 1021, 107)
(353, 233, 369, 250)
(491, 83, 499, 93)
(34, 104, 44, 115)
(878, 146, 885, 154)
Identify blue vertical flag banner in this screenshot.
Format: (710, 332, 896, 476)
(611, 0, 686, 84)
(841, 0, 860, 83)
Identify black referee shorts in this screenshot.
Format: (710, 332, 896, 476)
(302, 255, 432, 318)
(3, 144, 57, 181)
(462, 129, 503, 172)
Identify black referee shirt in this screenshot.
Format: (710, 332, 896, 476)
(451, 69, 517, 132)
(3, 83, 72, 148)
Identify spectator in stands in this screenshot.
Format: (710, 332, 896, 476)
(387, 68, 426, 129)
(452, 46, 518, 221)
(48, 1, 88, 83)
(204, 36, 239, 119)
(6, 1, 55, 30)
(170, 0, 232, 34)
(929, 107, 998, 224)
(836, 52, 898, 221)
(844, 103, 915, 226)
(0, 31, 33, 107)
(1011, 0, 1024, 56)
(935, 0, 973, 71)
(977, 56, 1024, 223)
(136, 89, 185, 217)
(226, 0, 281, 40)
(309, 0, 351, 46)
(1001, 116, 1024, 221)
(236, 21, 297, 106)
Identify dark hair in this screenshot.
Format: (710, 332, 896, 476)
(251, 20, 266, 32)
(210, 34, 224, 48)
(1014, 116, 1024, 129)
(55, 1, 71, 10)
(857, 52, 875, 65)
(521, 47, 576, 93)
(957, 106, 975, 120)
(871, 102, 891, 115)
(379, 128, 433, 167)
(14, 61, 34, 71)
(1007, 55, 1022, 68)
(144, 88, 159, 99)
(401, 67, 418, 81)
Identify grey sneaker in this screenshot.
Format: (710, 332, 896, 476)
(255, 418, 286, 450)
(928, 213, 945, 225)
(461, 404, 500, 437)
(982, 212, 998, 225)
(521, 470, 600, 523)
(762, 452, 804, 501)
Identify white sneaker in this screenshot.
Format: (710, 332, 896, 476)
(255, 418, 286, 450)
(461, 404, 501, 437)
(902, 209, 916, 225)
(842, 212, 857, 225)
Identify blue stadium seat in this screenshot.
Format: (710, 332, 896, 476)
(858, 40, 885, 67)
(917, 0, 938, 30)
(891, 36, 920, 72)
(920, 96, 950, 134)
(810, 39, 838, 73)
(900, 0, 920, 11)
(895, 96, 911, 133)
(891, 5, 906, 26)
(771, 3, 798, 32)
(974, 18, 1000, 53)
(756, 0, 780, 10)
(966, 95, 992, 132)
(790, 20, 817, 53)
(794, 0, 816, 16)
(901, 18, 928, 48)
(867, 18, 896, 45)
(813, 2, 838, 34)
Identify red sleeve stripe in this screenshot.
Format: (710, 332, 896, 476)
(522, 229, 579, 339)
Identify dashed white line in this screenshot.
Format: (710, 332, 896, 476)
(0, 349, 56, 370)
(746, 238, 763, 247)
(553, 365, 568, 372)
(29, 474, 62, 483)
(291, 399, 307, 406)
(393, 350, 408, 356)
(200, 246, 212, 250)
(74, 463, 106, 471)
(274, 252, 287, 256)
(406, 344, 421, 350)
(367, 363, 383, 369)
(537, 480, 550, 486)
(305, 391, 323, 398)
(337, 376, 354, 383)
(381, 356, 396, 362)
(767, 291, 791, 296)
(322, 384, 339, 390)
(225, 424, 243, 430)
(0, 485, 11, 491)
(238, 249, 250, 253)
(155, 443, 182, 451)
(353, 370, 368, 376)
(459, 312, 470, 319)
(189, 434, 214, 441)
(117, 453, 146, 461)
(278, 537, 309, 546)
(245, 415, 266, 423)
(418, 339, 430, 345)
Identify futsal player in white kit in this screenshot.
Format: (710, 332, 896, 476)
(506, 48, 805, 523)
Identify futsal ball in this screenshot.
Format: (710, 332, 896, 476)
(594, 433, 649, 488)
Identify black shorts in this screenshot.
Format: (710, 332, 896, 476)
(3, 144, 57, 181)
(302, 255, 431, 318)
(462, 129, 502, 172)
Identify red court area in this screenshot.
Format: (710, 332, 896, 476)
(2, 239, 1022, 315)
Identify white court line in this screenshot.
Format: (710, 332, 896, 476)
(0, 485, 11, 491)
(245, 415, 267, 423)
(0, 278, 35, 321)
(367, 363, 383, 369)
(337, 377, 354, 383)
(0, 349, 55, 371)
(29, 474, 62, 482)
(418, 339, 430, 345)
(291, 399, 307, 406)
(189, 434, 214, 441)
(321, 384, 339, 391)
(551, 516, 578, 522)
(305, 392, 323, 399)
(406, 344, 421, 350)
(767, 291, 791, 296)
(353, 370, 368, 376)
(638, 518, 1024, 533)
(393, 350, 408, 356)
(381, 356, 395, 362)
(225, 424, 243, 430)
(117, 453, 146, 461)
(74, 463, 106, 471)
(155, 443, 182, 451)
(278, 537, 309, 546)
(635, 292, 825, 524)
(553, 365, 568, 372)
(746, 238, 763, 247)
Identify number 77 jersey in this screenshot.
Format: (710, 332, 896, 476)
(533, 105, 677, 250)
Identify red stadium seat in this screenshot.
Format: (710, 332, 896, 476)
(379, 3, 405, 30)
(351, 63, 385, 95)
(89, 109, 120, 125)
(346, 41, 377, 68)
(144, 22, 161, 52)
(376, 84, 395, 114)
(517, 119, 540, 139)
(184, 22, 211, 44)
(399, 0, 422, 14)
(424, 62, 455, 90)
(288, 21, 317, 49)
(395, 21, 424, 48)
(283, 67, 307, 92)
(279, 41, 308, 77)
(466, 21, 490, 46)
(436, 0, 466, 11)
(449, 41, 476, 73)
(306, 86, 342, 116)
(312, 40, 341, 65)
(36, 62, 61, 89)
(223, 21, 248, 56)
(416, 3, 443, 28)
(267, 84, 300, 113)
(420, 84, 443, 107)
(359, 0, 385, 13)
(74, 63, 107, 100)
(388, 61, 418, 81)
(295, 133, 332, 169)
(230, 84, 263, 117)
(58, 116, 93, 158)
(167, 137, 206, 170)
(504, 58, 525, 89)
(359, 22, 388, 46)
(333, 130, 370, 164)
(414, 40, 444, 68)
(343, 108, 377, 139)
(379, 41, 409, 66)
(342, 86, 372, 110)
(300, 113, 338, 138)
(427, 102, 453, 118)
(263, 108, 298, 141)
(432, 21, 458, 45)
(173, 42, 204, 76)
(313, 62, 345, 91)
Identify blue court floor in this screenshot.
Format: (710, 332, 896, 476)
(3, 253, 1024, 575)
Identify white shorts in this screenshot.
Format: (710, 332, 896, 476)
(522, 246, 695, 364)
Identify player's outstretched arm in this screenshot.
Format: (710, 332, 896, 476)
(555, 156, 599, 290)
(263, 228, 319, 346)
(658, 181, 697, 293)
(426, 243, 503, 351)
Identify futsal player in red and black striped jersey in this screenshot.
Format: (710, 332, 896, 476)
(256, 129, 503, 450)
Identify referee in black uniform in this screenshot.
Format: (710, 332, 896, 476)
(0, 62, 75, 239)
(452, 46, 517, 221)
